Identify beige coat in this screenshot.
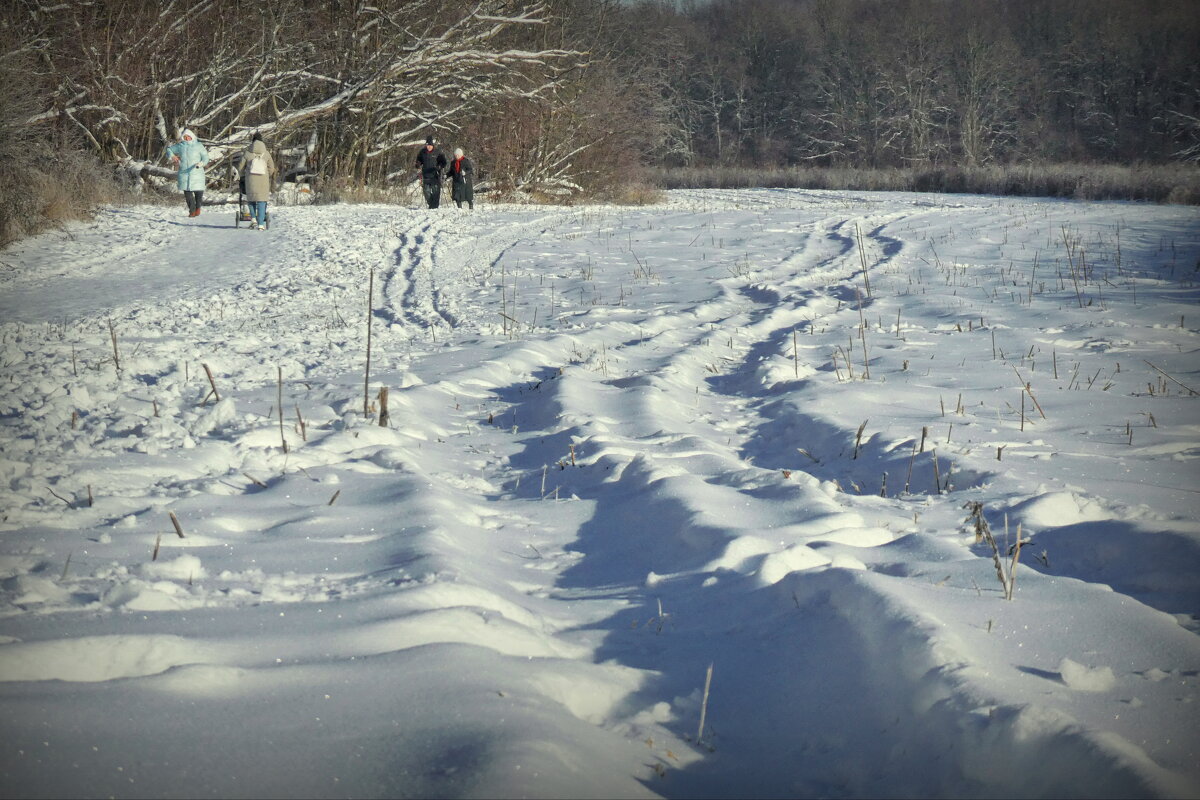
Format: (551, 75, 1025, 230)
(236, 140, 276, 202)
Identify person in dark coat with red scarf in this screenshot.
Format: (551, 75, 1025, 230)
(446, 147, 474, 210)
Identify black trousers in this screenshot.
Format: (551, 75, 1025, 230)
(184, 190, 204, 212)
(422, 179, 441, 209)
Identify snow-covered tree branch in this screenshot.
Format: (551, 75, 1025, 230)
(16, 0, 585, 188)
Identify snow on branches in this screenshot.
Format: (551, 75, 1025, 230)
(16, 0, 584, 187)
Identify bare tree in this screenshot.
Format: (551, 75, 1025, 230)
(19, 0, 585, 188)
(953, 29, 1021, 166)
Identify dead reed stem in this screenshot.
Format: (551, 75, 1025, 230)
(1007, 524, 1024, 601)
(853, 420, 868, 459)
(201, 363, 220, 405)
(107, 319, 120, 372)
(277, 366, 288, 452)
(1144, 360, 1198, 396)
(855, 223, 872, 298)
(793, 328, 799, 379)
(168, 511, 185, 538)
(295, 404, 307, 441)
(904, 441, 918, 492)
(1012, 366, 1047, 419)
(364, 267, 374, 417)
(697, 663, 714, 745)
(378, 386, 390, 427)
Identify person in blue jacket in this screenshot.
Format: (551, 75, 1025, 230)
(166, 129, 209, 217)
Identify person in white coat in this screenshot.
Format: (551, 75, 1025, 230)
(165, 129, 209, 217)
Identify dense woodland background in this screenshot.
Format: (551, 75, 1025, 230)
(3, 0, 1199, 245)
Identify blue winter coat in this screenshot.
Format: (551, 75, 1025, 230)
(166, 139, 209, 191)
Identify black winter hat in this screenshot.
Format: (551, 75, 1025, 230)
(252, 132, 263, 143)
(425, 135, 435, 145)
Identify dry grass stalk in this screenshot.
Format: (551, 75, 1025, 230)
(107, 319, 120, 372)
(965, 502, 1023, 600)
(201, 363, 220, 405)
(278, 366, 288, 453)
(697, 663, 714, 745)
(168, 510, 185, 538)
(852, 420, 868, 459)
(378, 386, 390, 427)
(855, 223, 872, 298)
(152, 533, 161, 561)
(1012, 366, 1047, 419)
(328, 489, 341, 506)
(243, 473, 268, 488)
(793, 328, 799, 378)
(1144, 360, 1198, 396)
(60, 551, 72, 581)
(364, 267, 374, 417)
(1007, 523, 1024, 601)
(904, 440, 918, 492)
(855, 287, 870, 378)
(295, 404, 307, 441)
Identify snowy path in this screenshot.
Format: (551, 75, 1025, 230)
(1, 192, 1198, 798)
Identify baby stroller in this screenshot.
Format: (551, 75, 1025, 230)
(233, 176, 270, 229)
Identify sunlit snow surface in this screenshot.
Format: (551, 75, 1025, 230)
(0, 190, 1198, 798)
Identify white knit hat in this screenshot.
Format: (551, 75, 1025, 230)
(454, 148, 464, 158)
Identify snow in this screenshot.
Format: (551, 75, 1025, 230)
(0, 190, 1198, 798)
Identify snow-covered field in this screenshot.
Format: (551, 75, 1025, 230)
(1, 189, 1198, 799)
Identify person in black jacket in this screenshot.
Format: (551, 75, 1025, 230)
(413, 135, 448, 209)
(446, 147, 474, 210)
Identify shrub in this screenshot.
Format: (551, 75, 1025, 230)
(0, 50, 126, 249)
(646, 162, 1200, 205)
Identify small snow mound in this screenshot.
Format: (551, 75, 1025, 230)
(1014, 491, 1109, 529)
(1143, 667, 1170, 682)
(189, 397, 237, 437)
(145, 664, 251, 696)
(1059, 658, 1116, 692)
(0, 634, 203, 682)
(141, 554, 207, 581)
(703, 535, 773, 573)
(756, 544, 831, 586)
(103, 581, 187, 611)
(2, 575, 71, 606)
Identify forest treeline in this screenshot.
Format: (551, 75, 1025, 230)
(2, 0, 1199, 245)
(645, 0, 1200, 170)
